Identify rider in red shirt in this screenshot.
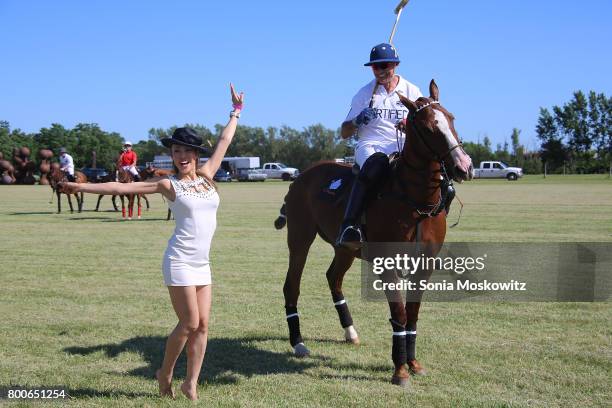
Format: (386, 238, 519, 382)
(118, 141, 141, 181)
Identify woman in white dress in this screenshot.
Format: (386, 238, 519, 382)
(60, 83, 244, 400)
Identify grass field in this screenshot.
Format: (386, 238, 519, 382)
(1, 175, 611, 407)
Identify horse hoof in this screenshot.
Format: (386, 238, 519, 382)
(293, 342, 310, 358)
(344, 325, 360, 345)
(391, 375, 410, 388)
(408, 360, 427, 376)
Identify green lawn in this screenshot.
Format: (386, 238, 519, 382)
(0, 175, 611, 407)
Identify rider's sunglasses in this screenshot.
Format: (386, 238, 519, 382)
(372, 62, 392, 71)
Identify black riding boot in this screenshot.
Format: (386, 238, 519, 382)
(335, 152, 390, 251)
(335, 178, 368, 250)
(67, 174, 76, 182)
(133, 173, 141, 182)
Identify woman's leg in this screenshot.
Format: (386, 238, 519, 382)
(181, 284, 212, 400)
(157, 286, 199, 397)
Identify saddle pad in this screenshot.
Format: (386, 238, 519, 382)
(318, 167, 354, 207)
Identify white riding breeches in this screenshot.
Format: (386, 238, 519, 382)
(355, 142, 400, 167)
(122, 165, 139, 177)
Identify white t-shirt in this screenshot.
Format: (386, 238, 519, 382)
(346, 75, 423, 146)
(59, 153, 74, 175)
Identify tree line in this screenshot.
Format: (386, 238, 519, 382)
(1, 89, 609, 174)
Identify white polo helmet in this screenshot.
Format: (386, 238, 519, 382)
(123, 141, 133, 146)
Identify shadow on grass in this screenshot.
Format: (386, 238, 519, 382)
(9, 211, 56, 215)
(63, 335, 329, 386)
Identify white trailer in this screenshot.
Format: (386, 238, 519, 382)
(148, 156, 260, 174)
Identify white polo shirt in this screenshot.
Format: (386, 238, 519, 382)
(59, 153, 74, 175)
(346, 75, 423, 146)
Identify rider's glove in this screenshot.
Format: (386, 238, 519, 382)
(352, 107, 376, 127)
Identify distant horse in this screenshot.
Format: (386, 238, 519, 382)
(141, 165, 175, 221)
(93, 168, 150, 213)
(48, 163, 87, 213)
(274, 80, 473, 386)
(116, 167, 142, 220)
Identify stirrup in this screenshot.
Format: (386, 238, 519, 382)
(335, 225, 363, 250)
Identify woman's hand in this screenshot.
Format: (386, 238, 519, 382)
(58, 182, 79, 194)
(230, 83, 244, 112)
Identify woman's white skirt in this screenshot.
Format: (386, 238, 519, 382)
(162, 256, 212, 286)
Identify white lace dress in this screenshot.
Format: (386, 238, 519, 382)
(162, 175, 220, 286)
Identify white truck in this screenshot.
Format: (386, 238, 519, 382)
(262, 162, 299, 181)
(473, 161, 523, 180)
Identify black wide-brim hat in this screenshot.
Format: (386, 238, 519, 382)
(161, 127, 209, 154)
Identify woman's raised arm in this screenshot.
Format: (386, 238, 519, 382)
(199, 83, 244, 180)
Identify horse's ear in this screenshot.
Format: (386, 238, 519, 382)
(429, 79, 439, 101)
(397, 92, 418, 112)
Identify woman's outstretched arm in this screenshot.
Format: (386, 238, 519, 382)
(199, 83, 244, 180)
(59, 179, 174, 200)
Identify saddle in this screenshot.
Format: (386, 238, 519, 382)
(319, 153, 455, 217)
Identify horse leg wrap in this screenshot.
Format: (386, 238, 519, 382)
(332, 295, 353, 328)
(138, 205, 142, 218)
(406, 322, 417, 361)
(122, 207, 126, 218)
(285, 306, 303, 347)
(390, 319, 408, 366)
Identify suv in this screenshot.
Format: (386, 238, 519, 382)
(214, 168, 232, 182)
(80, 167, 109, 183)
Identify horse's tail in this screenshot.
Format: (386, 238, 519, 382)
(274, 201, 287, 230)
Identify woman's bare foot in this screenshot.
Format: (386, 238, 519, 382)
(155, 369, 175, 399)
(180, 381, 198, 400)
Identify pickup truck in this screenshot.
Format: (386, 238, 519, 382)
(237, 168, 267, 182)
(473, 161, 523, 180)
(262, 162, 299, 181)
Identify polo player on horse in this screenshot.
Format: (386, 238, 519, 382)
(336, 43, 455, 250)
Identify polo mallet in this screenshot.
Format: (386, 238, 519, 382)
(389, 0, 410, 44)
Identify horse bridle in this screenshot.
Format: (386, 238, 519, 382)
(404, 100, 464, 163)
(386, 99, 465, 223)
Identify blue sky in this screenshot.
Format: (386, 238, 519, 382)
(1, 0, 610, 150)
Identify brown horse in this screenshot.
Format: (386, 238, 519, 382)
(141, 165, 175, 221)
(48, 163, 87, 213)
(275, 80, 473, 386)
(116, 166, 142, 219)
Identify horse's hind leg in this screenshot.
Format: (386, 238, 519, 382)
(67, 194, 74, 213)
(128, 194, 134, 219)
(143, 195, 150, 210)
(120, 196, 126, 218)
(137, 195, 142, 219)
(112, 195, 119, 211)
(326, 248, 359, 344)
(77, 192, 84, 212)
(56, 191, 61, 214)
(283, 216, 317, 357)
(95, 195, 103, 211)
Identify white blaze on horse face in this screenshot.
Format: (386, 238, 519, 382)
(433, 109, 472, 175)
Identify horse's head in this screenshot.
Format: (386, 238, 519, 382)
(398, 80, 473, 182)
(48, 162, 62, 189)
